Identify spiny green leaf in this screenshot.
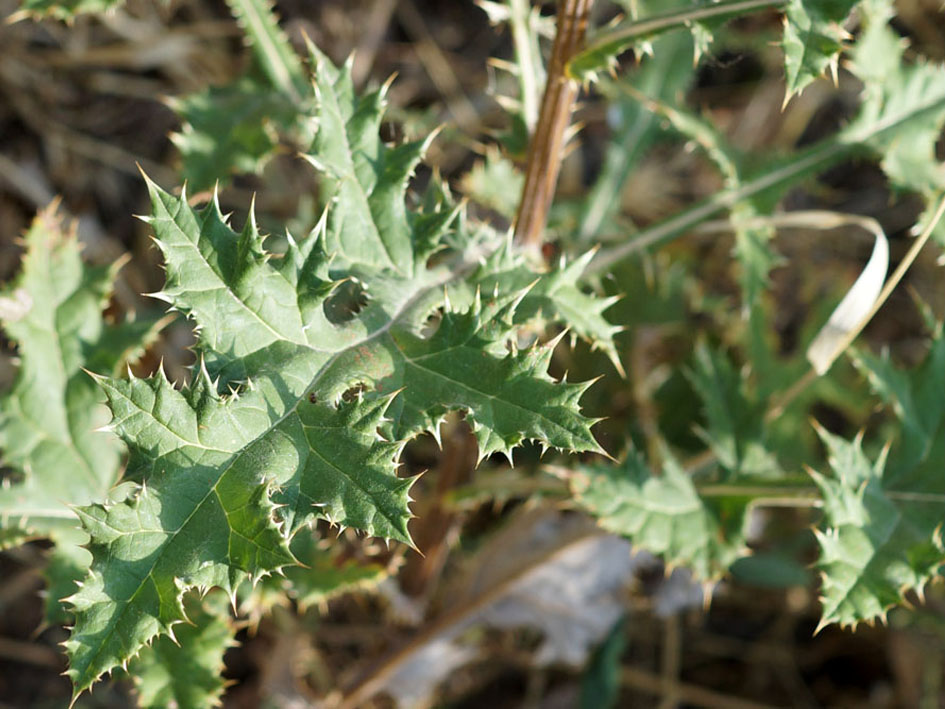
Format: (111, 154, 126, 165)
(64, 366, 296, 694)
(272, 394, 415, 540)
(371, 293, 604, 462)
(813, 322, 945, 627)
(451, 241, 624, 374)
(128, 591, 235, 709)
(782, 0, 859, 100)
(306, 43, 435, 275)
(571, 450, 748, 579)
(67, 48, 608, 697)
(810, 427, 945, 629)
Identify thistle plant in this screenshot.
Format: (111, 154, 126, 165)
(2, 0, 945, 706)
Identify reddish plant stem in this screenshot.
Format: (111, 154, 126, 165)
(513, 0, 594, 250)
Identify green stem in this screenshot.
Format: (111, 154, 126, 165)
(570, 0, 788, 78)
(584, 140, 846, 276)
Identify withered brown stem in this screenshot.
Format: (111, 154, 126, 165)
(513, 0, 594, 250)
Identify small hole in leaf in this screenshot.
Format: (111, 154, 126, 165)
(341, 383, 367, 402)
(324, 280, 369, 324)
(420, 308, 443, 338)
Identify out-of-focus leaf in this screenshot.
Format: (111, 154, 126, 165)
(459, 148, 524, 220)
(588, 1, 945, 277)
(688, 345, 781, 479)
(570, 449, 749, 579)
(170, 73, 314, 192)
(13, 0, 122, 19)
(810, 427, 945, 628)
(844, 0, 945, 245)
(281, 532, 387, 611)
(171, 0, 314, 189)
(730, 552, 811, 589)
(0, 205, 158, 540)
(851, 321, 945, 472)
(782, 0, 859, 100)
(577, 30, 694, 243)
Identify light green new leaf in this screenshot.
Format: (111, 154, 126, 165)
(129, 591, 235, 709)
(460, 149, 524, 220)
(571, 450, 748, 579)
(782, 0, 858, 100)
(67, 48, 607, 697)
(810, 428, 945, 628)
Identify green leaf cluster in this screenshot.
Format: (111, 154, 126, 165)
(62, 46, 607, 699)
